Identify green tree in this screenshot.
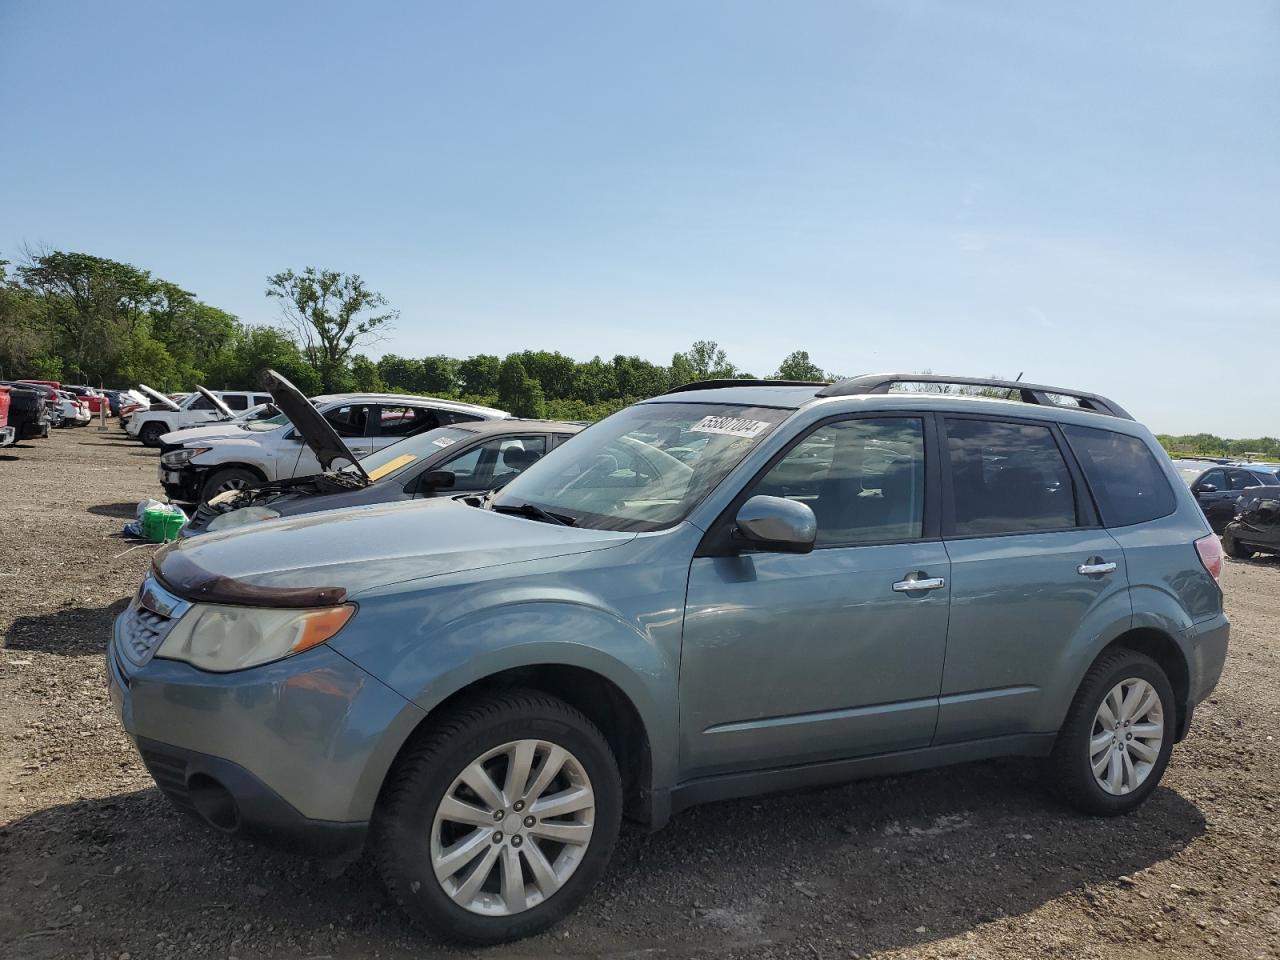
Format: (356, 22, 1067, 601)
(420, 355, 460, 394)
(350, 354, 385, 392)
(612, 355, 669, 398)
(572, 356, 619, 403)
(681, 340, 737, 380)
(773, 349, 827, 382)
(458, 354, 501, 395)
(377, 353, 426, 392)
(266, 267, 397, 391)
(668, 351, 696, 389)
(516, 350, 577, 400)
(496, 355, 546, 418)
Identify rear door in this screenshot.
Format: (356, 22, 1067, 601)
(369, 404, 440, 454)
(934, 415, 1129, 743)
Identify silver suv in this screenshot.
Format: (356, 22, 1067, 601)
(108, 373, 1228, 944)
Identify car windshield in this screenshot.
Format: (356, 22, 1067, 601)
(490, 402, 790, 531)
(243, 413, 290, 431)
(343, 426, 478, 479)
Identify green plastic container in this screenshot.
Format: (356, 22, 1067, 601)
(143, 505, 186, 543)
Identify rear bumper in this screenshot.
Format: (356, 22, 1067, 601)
(0, 426, 13, 447)
(1179, 613, 1229, 741)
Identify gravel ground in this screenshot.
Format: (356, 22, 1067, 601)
(2, 427, 1279, 960)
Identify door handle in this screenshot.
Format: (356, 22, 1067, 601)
(892, 575, 946, 593)
(1077, 561, 1117, 576)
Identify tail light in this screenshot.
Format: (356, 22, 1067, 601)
(1195, 534, 1223, 583)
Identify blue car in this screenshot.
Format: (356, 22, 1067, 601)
(109, 373, 1228, 944)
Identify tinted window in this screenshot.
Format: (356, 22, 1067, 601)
(753, 417, 925, 545)
(1062, 425, 1176, 527)
(1228, 470, 1256, 491)
(188, 394, 216, 411)
(1198, 469, 1226, 491)
(254, 395, 273, 406)
(1244, 469, 1280, 487)
(221, 394, 248, 410)
(946, 419, 1076, 535)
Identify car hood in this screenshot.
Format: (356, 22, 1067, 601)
(161, 421, 280, 445)
(195, 385, 236, 419)
(153, 496, 635, 600)
(267, 369, 367, 478)
(138, 383, 182, 411)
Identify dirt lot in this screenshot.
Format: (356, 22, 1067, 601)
(1, 427, 1278, 960)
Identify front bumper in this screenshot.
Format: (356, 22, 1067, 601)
(158, 462, 207, 502)
(107, 593, 426, 857)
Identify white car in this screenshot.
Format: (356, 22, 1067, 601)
(158, 381, 509, 502)
(55, 390, 91, 427)
(126, 385, 274, 446)
(158, 401, 282, 447)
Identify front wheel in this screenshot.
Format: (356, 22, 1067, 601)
(200, 467, 260, 502)
(1048, 648, 1175, 816)
(138, 422, 166, 446)
(373, 689, 622, 944)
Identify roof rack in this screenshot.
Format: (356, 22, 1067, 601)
(815, 373, 1133, 420)
(661, 378, 829, 395)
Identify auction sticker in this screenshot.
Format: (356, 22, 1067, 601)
(689, 415, 771, 439)
(366, 454, 417, 481)
(431, 437, 458, 448)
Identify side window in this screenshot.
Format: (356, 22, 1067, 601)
(752, 417, 925, 546)
(438, 410, 482, 426)
(377, 405, 438, 437)
(221, 394, 248, 410)
(1228, 470, 1258, 491)
(494, 436, 547, 483)
(253, 395, 273, 407)
(552, 433, 575, 448)
(1062, 425, 1175, 527)
(946, 418, 1076, 535)
(188, 394, 216, 411)
(444, 436, 549, 492)
(323, 404, 372, 437)
(1198, 469, 1226, 491)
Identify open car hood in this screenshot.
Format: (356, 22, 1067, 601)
(195, 385, 236, 419)
(267, 369, 368, 479)
(138, 383, 182, 412)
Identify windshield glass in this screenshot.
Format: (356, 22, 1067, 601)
(344, 426, 478, 479)
(492, 402, 790, 531)
(244, 413, 289, 431)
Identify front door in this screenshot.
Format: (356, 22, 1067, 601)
(680, 415, 950, 779)
(285, 402, 375, 477)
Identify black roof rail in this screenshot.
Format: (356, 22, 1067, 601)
(815, 373, 1133, 420)
(661, 378, 829, 395)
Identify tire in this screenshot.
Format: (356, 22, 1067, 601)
(1222, 530, 1255, 560)
(1048, 648, 1176, 816)
(138, 422, 166, 446)
(200, 468, 261, 502)
(373, 689, 623, 945)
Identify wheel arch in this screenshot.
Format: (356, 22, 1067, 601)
(374, 663, 657, 826)
(1099, 627, 1192, 739)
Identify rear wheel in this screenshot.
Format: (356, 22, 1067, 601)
(200, 467, 260, 502)
(1048, 648, 1175, 816)
(1222, 530, 1255, 560)
(373, 689, 622, 944)
(138, 422, 166, 446)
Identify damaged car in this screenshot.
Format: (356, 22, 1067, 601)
(1223, 488, 1280, 560)
(158, 375, 509, 504)
(182, 375, 580, 535)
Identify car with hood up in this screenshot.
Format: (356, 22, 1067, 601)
(1223, 486, 1280, 560)
(126, 385, 274, 446)
(180, 386, 582, 535)
(158, 401, 282, 450)
(157, 376, 509, 503)
(109, 372, 1228, 945)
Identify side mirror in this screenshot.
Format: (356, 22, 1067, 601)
(417, 470, 455, 492)
(734, 495, 817, 554)
(1196, 483, 1217, 494)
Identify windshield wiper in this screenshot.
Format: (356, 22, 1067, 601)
(489, 501, 577, 527)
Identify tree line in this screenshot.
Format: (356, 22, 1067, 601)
(0, 249, 831, 421)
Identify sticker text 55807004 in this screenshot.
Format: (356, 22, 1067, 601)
(689, 416, 771, 439)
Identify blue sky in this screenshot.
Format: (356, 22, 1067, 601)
(2, 1, 1277, 434)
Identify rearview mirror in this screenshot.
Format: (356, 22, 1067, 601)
(734, 495, 817, 554)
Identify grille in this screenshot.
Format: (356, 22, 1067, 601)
(140, 748, 194, 812)
(116, 577, 191, 668)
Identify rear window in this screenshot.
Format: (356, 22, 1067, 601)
(1062, 425, 1176, 527)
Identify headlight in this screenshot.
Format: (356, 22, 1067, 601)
(156, 603, 355, 672)
(206, 505, 280, 532)
(160, 446, 211, 466)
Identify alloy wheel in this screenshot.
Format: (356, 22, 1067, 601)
(430, 739, 595, 917)
(1089, 677, 1165, 795)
